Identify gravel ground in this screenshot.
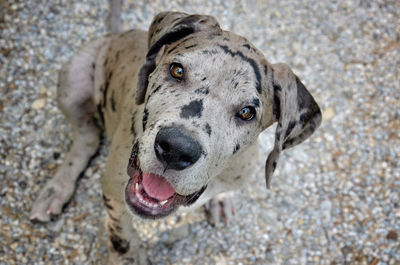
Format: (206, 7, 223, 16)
(1, 0, 399, 264)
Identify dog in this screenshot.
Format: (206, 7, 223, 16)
(30, 11, 321, 264)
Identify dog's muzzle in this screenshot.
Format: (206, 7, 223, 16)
(125, 142, 206, 219)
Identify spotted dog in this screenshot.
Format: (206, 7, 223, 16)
(30, 12, 321, 264)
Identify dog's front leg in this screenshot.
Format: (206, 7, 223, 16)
(104, 200, 148, 264)
(101, 142, 148, 265)
(102, 182, 148, 265)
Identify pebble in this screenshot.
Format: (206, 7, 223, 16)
(31, 98, 46, 110)
(322, 107, 335, 120)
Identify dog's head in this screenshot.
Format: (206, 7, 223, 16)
(125, 12, 321, 219)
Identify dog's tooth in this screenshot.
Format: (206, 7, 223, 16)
(135, 183, 139, 190)
(160, 200, 168, 206)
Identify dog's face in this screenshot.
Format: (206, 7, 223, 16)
(125, 12, 321, 219)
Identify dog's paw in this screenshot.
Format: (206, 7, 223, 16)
(30, 181, 74, 222)
(205, 192, 236, 226)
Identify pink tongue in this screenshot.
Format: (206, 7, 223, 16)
(142, 173, 175, 201)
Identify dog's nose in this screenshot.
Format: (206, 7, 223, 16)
(154, 127, 202, 171)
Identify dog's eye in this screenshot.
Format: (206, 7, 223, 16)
(237, 106, 256, 121)
(169, 63, 184, 80)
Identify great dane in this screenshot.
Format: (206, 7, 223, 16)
(30, 11, 321, 264)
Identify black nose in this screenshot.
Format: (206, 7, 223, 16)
(154, 127, 202, 171)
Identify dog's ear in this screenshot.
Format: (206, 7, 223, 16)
(136, 12, 221, 104)
(264, 63, 321, 188)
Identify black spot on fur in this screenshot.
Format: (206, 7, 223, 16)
(173, 15, 199, 28)
(276, 131, 281, 141)
(103, 71, 113, 108)
(295, 76, 318, 114)
(273, 93, 281, 121)
(68, 162, 73, 166)
(252, 98, 260, 107)
(167, 36, 196, 55)
(285, 121, 297, 139)
(273, 161, 277, 169)
(130, 112, 136, 136)
(147, 27, 195, 59)
(201, 49, 219, 56)
(207, 31, 221, 39)
(155, 13, 167, 24)
(45, 187, 55, 199)
(148, 84, 162, 101)
(185, 44, 198, 49)
(154, 27, 162, 36)
(142, 108, 149, 131)
(234, 175, 241, 180)
(180, 99, 203, 119)
(153, 84, 162, 94)
(108, 213, 119, 222)
(194, 87, 209, 95)
(299, 112, 312, 125)
(92, 63, 95, 69)
(103, 195, 113, 210)
(204, 123, 212, 136)
(283, 139, 294, 150)
(110, 234, 130, 254)
(97, 103, 105, 125)
(217, 44, 262, 94)
(105, 202, 113, 210)
(201, 77, 207, 81)
(110, 90, 116, 112)
(108, 225, 116, 234)
(264, 64, 268, 75)
(167, 44, 180, 55)
(233, 143, 241, 154)
(243, 44, 251, 49)
(273, 82, 282, 92)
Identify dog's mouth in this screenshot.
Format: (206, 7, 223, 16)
(125, 142, 206, 219)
